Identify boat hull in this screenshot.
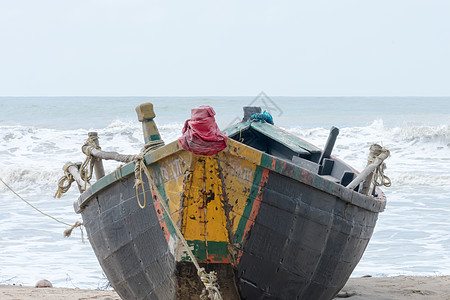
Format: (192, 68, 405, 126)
(76, 139, 384, 300)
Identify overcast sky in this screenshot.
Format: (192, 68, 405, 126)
(1, 0, 449, 96)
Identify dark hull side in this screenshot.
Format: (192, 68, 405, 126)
(81, 176, 176, 299)
(236, 171, 377, 299)
(80, 164, 379, 299)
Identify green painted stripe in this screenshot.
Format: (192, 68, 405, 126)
(260, 153, 273, 170)
(150, 162, 177, 238)
(144, 134, 162, 143)
(183, 240, 230, 263)
(233, 165, 264, 245)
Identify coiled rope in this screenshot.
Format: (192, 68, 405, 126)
(368, 144, 392, 187)
(54, 135, 100, 198)
(0, 177, 84, 239)
(54, 162, 79, 198)
(133, 142, 222, 300)
(134, 139, 165, 209)
(79, 135, 99, 190)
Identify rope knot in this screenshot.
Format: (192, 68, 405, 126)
(368, 144, 391, 188)
(83, 134, 101, 150)
(64, 221, 84, 238)
(54, 162, 79, 198)
(198, 268, 222, 300)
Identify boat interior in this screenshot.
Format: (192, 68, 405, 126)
(225, 107, 358, 189)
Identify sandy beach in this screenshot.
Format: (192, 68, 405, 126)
(338, 276, 450, 300)
(1, 276, 449, 300)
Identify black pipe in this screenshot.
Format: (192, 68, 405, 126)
(319, 126, 339, 164)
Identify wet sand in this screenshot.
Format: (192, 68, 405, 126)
(0, 283, 120, 300)
(338, 276, 450, 300)
(1, 276, 449, 299)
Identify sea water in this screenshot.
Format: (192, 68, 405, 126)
(0, 97, 449, 289)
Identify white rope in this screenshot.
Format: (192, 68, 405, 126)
(368, 144, 391, 187)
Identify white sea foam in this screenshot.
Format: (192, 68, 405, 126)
(391, 173, 450, 186)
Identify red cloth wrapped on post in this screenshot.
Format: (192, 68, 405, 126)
(178, 106, 228, 156)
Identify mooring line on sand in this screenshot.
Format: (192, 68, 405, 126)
(0, 177, 84, 239)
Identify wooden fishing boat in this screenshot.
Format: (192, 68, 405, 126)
(70, 103, 388, 300)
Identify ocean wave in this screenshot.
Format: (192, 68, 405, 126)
(284, 120, 450, 147)
(104, 119, 183, 131)
(390, 173, 450, 187)
(159, 122, 184, 130)
(101, 120, 183, 144)
(390, 124, 450, 145)
(2, 120, 449, 187)
(103, 119, 138, 130)
(0, 168, 62, 193)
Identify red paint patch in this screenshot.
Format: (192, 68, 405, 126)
(153, 191, 171, 243)
(206, 254, 231, 264)
(301, 169, 314, 184)
(235, 168, 270, 264)
(270, 158, 277, 169)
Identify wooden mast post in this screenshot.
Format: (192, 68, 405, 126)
(135, 103, 162, 144)
(88, 132, 105, 180)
